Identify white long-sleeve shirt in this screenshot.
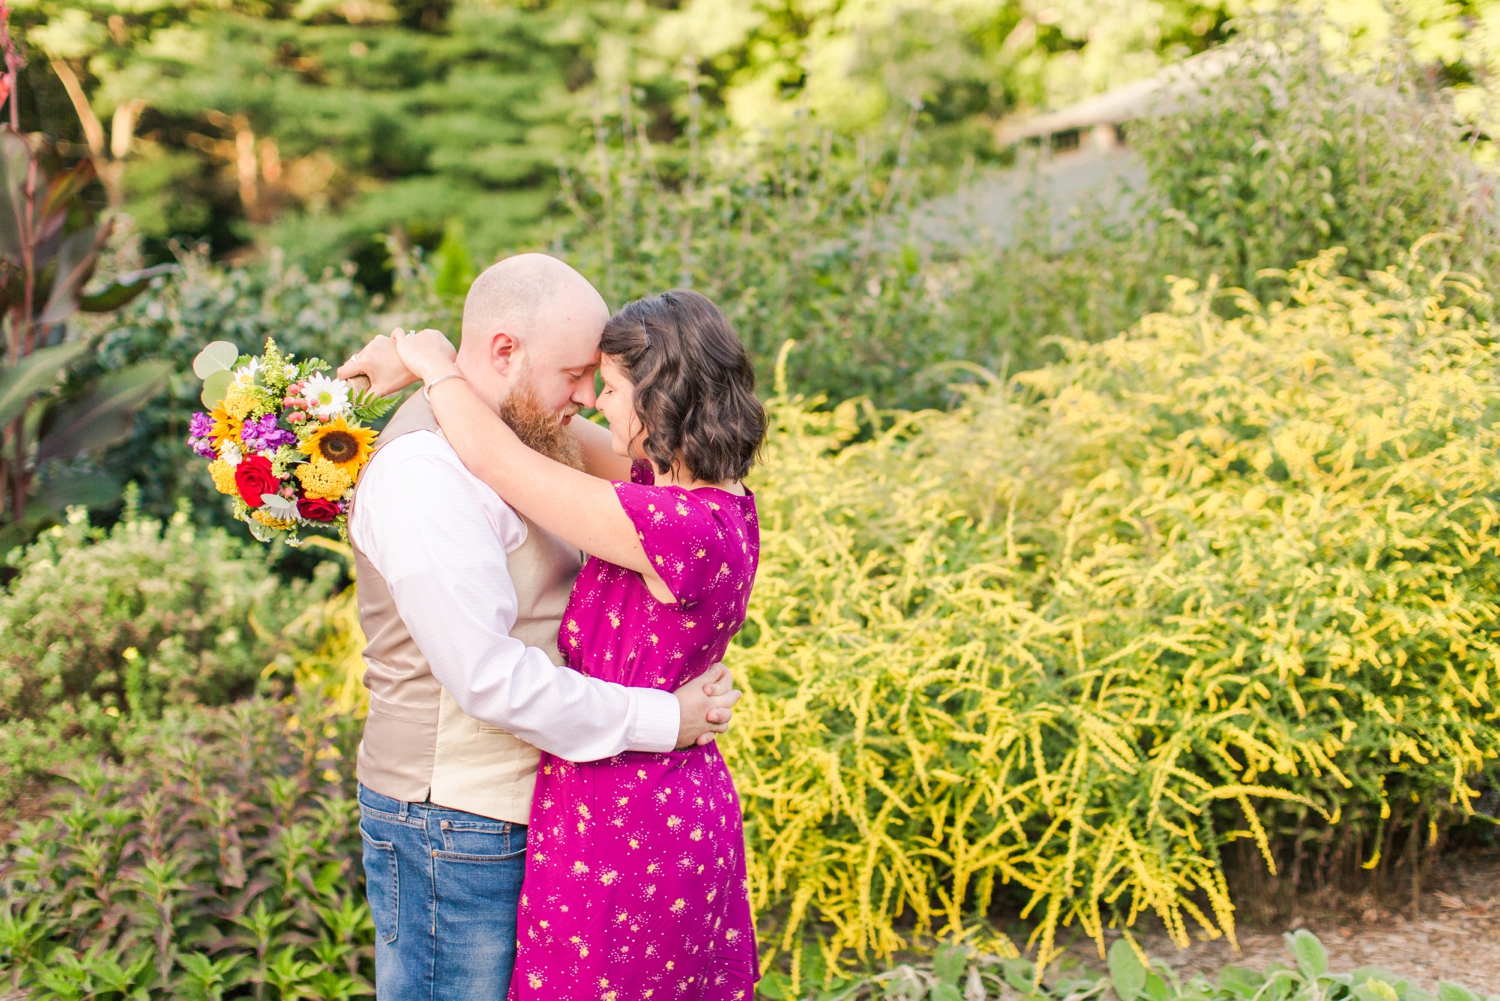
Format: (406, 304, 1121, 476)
(349, 429, 680, 761)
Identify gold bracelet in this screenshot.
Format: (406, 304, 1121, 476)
(422, 373, 465, 402)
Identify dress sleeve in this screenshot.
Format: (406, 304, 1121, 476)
(613, 481, 736, 609)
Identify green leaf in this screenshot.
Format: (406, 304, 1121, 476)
(35, 472, 121, 512)
(0, 340, 90, 427)
(930, 985, 964, 1001)
(78, 264, 179, 313)
(41, 159, 97, 225)
(1142, 972, 1170, 1001)
(0, 128, 33, 266)
(1355, 982, 1402, 1001)
(39, 225, 106, 325)
(1217, 966, 1265, 998)
(193, 341, 241, 379)
(932, 943, 967, 987)
(1286, 930, 1328, 980)
(349, 387, 399, 422)
(1109, 939, 1148, 1000)
(1438, 985, 1482, 1001)
(37, 361, 172, 462)
(201, 369, 235, 409)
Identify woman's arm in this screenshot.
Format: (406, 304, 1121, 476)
(393, 330, 661, 582)
(338, 333, 633, 482)
(569, 415, 634, 482)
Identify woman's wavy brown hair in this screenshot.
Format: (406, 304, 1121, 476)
(599, 289, 766, 483)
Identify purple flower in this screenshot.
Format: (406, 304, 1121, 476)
(188, 437, 217, 458)
(189, 412, 214, 438)
(241, 414, 296, 452)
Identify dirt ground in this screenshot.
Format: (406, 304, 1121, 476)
(1127, 850, 1500, 994)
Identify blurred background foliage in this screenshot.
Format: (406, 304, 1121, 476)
(2, 0, 1500, 993)
(20, 0, 1499, 279)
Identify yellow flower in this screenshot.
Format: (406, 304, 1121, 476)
(251, 509, 298, 531)
(301, 418, 377, 474)
(208, 459, 238, 496)
(209, 404, 242, 446)
(295, 459, 354, 500)
(224, 387, 260, 421)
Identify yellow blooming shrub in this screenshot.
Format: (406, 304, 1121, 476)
(723, 248, 1500, 980)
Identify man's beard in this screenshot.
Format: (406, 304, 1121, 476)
(498, 377, 585, 471)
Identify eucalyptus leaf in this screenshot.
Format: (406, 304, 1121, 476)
(201, 369, 235, 409)
(193, 341, 241, 379)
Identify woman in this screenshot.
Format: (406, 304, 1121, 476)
(376, 289, 764, 1001)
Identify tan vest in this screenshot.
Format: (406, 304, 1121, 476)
(350, 393, 583, 823)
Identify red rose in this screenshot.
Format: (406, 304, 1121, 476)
(234, 455, 279, 507)
(298, 496, 341, 522)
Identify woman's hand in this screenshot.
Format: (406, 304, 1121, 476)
(335, 331, 428, 396)
(391, 328, 462, 384)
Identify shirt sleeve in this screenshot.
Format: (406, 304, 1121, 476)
(351, 433, 679, 760)
(613, 479, 738, 608)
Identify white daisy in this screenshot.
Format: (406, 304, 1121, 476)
(302, 373, 351, 418)
(259, 493, 303, 523)
(234, 357, 261, 386)
(219, 440, 243, 466)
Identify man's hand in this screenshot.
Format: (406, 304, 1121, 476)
(673, 663, 742, 749)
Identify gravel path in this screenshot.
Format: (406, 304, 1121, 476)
(1130, 851, 1500, 994)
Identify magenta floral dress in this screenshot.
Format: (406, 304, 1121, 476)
(509, 463, 760, 1001)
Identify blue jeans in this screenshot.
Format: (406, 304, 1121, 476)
(358, 784, 527, 1000)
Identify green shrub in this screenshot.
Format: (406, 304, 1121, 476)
(723, 246, 1500, 986)
(759, 933, 1496, 1001)
(553, 15, 1494, 411)
(1132, 22, 1497, 299)
(0, 697, 369, 1000)
(0, 498, 336, 801)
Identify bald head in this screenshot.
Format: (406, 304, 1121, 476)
(456, 253, 610, 419)
(461, 253, 606, 349)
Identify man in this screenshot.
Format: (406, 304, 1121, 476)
(337, 254, 741, 999)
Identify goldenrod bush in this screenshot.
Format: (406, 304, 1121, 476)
(725, 246, 1500, 983)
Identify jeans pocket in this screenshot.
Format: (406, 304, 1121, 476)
(360, 827, 399, 944)
(434, 819, 527, 861)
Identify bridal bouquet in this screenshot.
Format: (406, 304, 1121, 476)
(187, 338, 395, 544)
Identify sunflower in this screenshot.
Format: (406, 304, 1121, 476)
(209, 403, 243, 447)
(301, 418, 376, 473)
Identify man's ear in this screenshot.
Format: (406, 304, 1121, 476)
(488, 331, 520, 375)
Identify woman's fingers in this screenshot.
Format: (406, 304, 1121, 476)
(391, 328, 458, 382)
(335, 332, 418, 396)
